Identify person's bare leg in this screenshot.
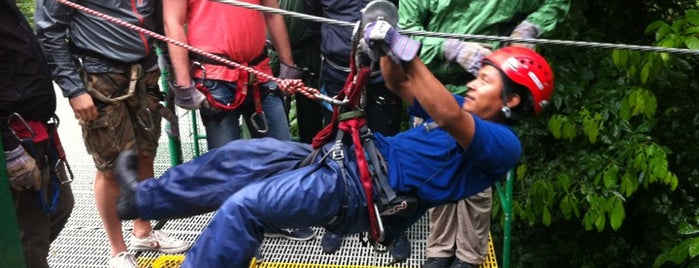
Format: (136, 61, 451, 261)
(95, 153, 156, 256)
(94, 170, 130, 256)
(131, 153, 155, 238)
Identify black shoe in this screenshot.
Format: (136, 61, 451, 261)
(450, 258, 477, 268)
(320, 231, 342, 254)
(264, 227, 316, 241)
(389, 232, 411, 262)
(115, 150, 140, 220)
(423, 257, 455, 268)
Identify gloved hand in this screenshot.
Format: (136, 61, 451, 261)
(169, 81, 207, 110)
(509, 20, 540, 49)
(278, 62, 304, 79)
(443, 39, 493, 76)
(277, 62, 306, 95)
(5, 146, 41, 191)
(361, 20, 421, 63)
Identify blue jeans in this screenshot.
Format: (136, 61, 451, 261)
(197, 79, 291, 149)
(132, 138, 425, 267)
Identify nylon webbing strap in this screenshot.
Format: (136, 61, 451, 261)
(339, 117, 382, 242)
(360, 125, 396, 202)
(193, 63, 251, 111)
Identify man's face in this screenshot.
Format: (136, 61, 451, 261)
(462, 65, 506, 121)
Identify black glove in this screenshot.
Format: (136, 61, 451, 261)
(279, 62, 305, 79)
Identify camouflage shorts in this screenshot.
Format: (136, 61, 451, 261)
(81, 68, 163, 171)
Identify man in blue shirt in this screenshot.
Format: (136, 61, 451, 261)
(113, 17, 555, 267)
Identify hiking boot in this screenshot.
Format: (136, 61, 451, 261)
(450, 258, 477, 268)
(320, 231, 342, 254)
(423, 257, 455, 268)
(115, 150, 140, 220)
(389, 232, 411, 262)
(264, 227, 316, 241)
(130, 230, 190, 254)
(109, 251, 137, 268)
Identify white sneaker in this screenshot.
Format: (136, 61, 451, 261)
(130, 230, 190, 254)
(109, 251, 138, 268)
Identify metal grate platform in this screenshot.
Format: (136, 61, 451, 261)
(47, 97, 430, 267)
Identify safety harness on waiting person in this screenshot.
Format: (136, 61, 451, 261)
(190, 51, 270, 133)
(7, 113, 73, 214)
(307, 20, 417, 246)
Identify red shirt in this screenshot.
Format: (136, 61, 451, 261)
(187, 0, 272, 83)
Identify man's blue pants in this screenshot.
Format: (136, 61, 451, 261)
(133, 138, 370, 267)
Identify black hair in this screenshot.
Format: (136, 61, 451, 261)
(482, 61, 536, 124)
(503, 77, 535, 117)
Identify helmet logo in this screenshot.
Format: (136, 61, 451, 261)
(504, 58, 519, 70)
(528, 71, 544, 91)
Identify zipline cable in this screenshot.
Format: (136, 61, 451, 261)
(212, 0, 699, 56)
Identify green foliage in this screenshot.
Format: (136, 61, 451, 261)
(498, 1, 699, 267)
(16, 0, 35, 27)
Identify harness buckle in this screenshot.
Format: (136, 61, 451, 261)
(330, 141, 344, 161)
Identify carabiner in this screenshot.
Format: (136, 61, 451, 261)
(8, 113, 36, 141)
(136, 108, 155, 131)
(249, 111, 268, 134)
(191, 61, 207, 83)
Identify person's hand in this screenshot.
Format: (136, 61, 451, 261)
(278, 62, 304, 79)
(361, 20, 421, 63)
(5, 146, 41, 191)
(69, 93, 98, 122)
(509, 20, 540, 49)
(443, 39, 493, 76)
(169, 81, 207, 110)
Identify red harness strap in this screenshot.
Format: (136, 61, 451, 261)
(311, 56, 384, 242)
(338, 117, 382, 242)
(311, 57, 370, 149)
(194, 64, 261, 112)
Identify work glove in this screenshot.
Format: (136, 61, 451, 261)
(361, 20, 421, 63)
(443, 39, 493, 77)
(278, 62, 307, 96)
(5, 146, 41, 191)
(169, 81, 207, 110)
(279, 62, 304, 79)
(509, 20, 540, 49)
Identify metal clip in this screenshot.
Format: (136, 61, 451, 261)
(249, 111, 268, 134)
(331, 141, 344, 161)
(55, 159, 74, 184)
(8, 113, 36, 142)
(191, 61, 207, 82)
(136, 108, 154, 131)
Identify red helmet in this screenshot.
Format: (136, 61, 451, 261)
(483, 46, 554, 115)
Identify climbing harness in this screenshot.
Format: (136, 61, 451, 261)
(7, 113, 73, 214)
(190, 52, 270, 133)
(308, 11, 418, 248)
(81, 62, 175, 131)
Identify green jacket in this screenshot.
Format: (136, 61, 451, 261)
(398, 0, 570, 92)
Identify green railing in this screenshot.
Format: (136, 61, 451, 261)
(495, 170, 514, 268)
(0, 137, 27, 267)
